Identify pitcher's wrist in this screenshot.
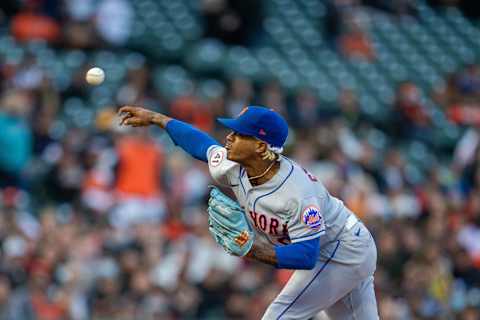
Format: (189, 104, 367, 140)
(150, 112, 171, 128)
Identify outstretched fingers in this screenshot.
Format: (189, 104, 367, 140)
(118, 106, 136, 115)
(119, 113, 133, 126)
(118, 106, 139, 126)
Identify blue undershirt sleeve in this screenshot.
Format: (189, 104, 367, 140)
(165, 119, 220, 162)
(275, 237, 320, 270)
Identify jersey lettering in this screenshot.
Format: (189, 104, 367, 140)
(248, 211, 288, 241)
(269, 218, 279, 235)
(259, 214, 267, 231)
(249, 211, 258, 227)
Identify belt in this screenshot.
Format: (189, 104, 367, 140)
(345, 214, 359, 231)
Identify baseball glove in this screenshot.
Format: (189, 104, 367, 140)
(207, 187, 254, 256)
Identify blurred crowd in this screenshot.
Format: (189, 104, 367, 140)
(0, 1, 480, 320)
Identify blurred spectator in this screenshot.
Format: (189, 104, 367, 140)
(288, 88, 322, 130)
(116, 63, 150, 106)
(393, 82, 432, 142)
(11, 54, 45, 90)
(260, 80, 287, 117)
(439, 65, 480, 126)
(65, 0, 96, 22)
(164, 153, 210, 218)
(111, 129, 166, 229)
(169, 91, 214, 133)
(45, 146, 84, 204)
(338, 9, 376, 62)
(337, 88, 363, 129)
(200, 0, 263, 45)
(454, 64, 480, 97)
(457, 211, 480, 267)
(95, 0, 133, 47)
(81, 132, 116, 215)
(225, 77, 253, 117)
(448, 103, 480, 126)
(324, 0, 359, 46)
(0, 90, 33, 189)
(63, 21, 98, 49)
(10, 0, 60, 43)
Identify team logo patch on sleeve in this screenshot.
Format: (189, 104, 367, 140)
(210, 149, 224, 167)
(301, 206, 323, 229)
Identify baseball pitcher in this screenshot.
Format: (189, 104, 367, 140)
(118, 105, 379, 319)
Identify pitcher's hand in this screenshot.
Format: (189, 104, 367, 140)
(118, 106, 155, 127)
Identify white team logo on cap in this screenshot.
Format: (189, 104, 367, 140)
(210, 149, 224, 167)
(301, 206, 323, 229)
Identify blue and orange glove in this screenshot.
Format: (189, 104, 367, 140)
(207, 187, 254, 256)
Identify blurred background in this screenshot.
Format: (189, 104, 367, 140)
(0, 0, 479, 319)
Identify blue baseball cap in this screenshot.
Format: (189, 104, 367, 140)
(217, 106, 288, 149)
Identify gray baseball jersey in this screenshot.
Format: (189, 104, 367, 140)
(207, 146, 379, 319)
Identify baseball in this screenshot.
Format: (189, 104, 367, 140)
(86, 67, 105, 85)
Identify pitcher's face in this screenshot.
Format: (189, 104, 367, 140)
(225, 132, 262, 163)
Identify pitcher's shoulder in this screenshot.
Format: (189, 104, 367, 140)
(283, 159, 329, 197)
(207, 146, 240, 186)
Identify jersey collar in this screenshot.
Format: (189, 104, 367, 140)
(240, 156, 292, 191)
